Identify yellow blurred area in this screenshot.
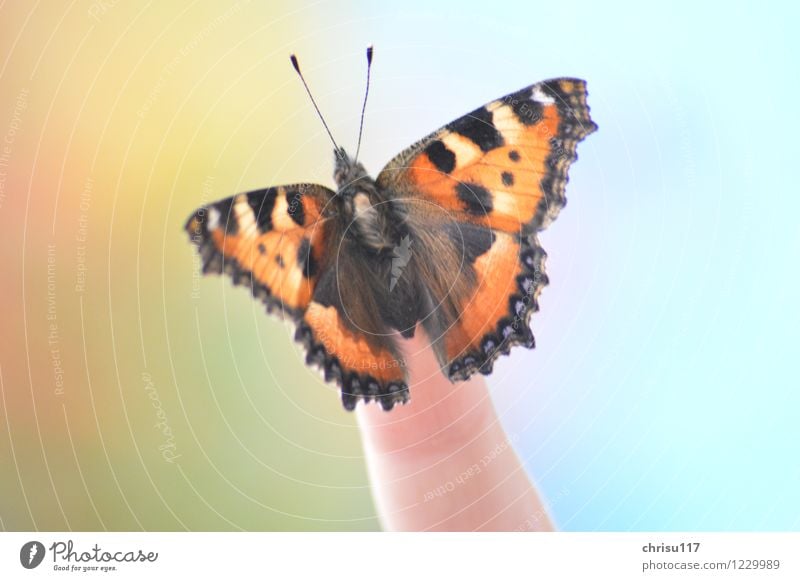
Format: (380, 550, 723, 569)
(0, 1, 379, 531)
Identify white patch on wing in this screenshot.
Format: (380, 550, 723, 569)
(490, 189, 536, 220)
(234, 194, 257, 238)
(207, 207, 220, 231)
(489, 103, 525, 145)
(531, 85, 556, 105)
(490, 190, 519, 217)
(442, 132, 481, 167)
(271, 192, 296, 230)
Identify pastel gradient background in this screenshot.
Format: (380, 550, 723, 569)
(1, 0, 798, 531)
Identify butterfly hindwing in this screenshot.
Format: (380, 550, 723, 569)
(295, 246, 410, 411)
(184, 183, 334, 318)
(421, 229, 548, 381)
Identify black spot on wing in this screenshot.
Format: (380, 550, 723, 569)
(508, 150, 520, 162)
(445, 222, 495, 264)
(448, 106, 504, 152)
(247, 187, 277, 231)
(297, 238, 318, 278)
(424, 139, 456, 174)
(501, 171, 514, 186)
(456, 182, 493, 216)
(286, 190, 305, 226)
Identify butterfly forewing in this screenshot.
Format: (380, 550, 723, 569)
(185, 183, 334, 317)
(377, 78, 597, 234)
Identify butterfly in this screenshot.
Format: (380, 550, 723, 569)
(185, 47, 596, 411)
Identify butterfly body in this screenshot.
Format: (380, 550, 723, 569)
(186, 77, 596, 411)
(332, 148, 409, 253)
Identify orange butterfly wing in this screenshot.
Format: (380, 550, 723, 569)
(295, 261, 409, 411)
(377, 78, 596, 379)
(185, 184, 408, 410)
(377, 78, 596, 234)
(185, 184, 334, 317)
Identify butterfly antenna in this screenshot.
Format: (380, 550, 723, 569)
(354, 45, 373, 164)
(290, 54, 341, 156)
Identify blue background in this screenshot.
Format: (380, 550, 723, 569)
(355, 0, 800, 530)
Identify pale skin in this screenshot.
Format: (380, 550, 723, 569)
(356, 331, 554, 531)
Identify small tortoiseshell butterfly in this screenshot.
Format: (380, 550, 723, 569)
(185, 47, 596, 411)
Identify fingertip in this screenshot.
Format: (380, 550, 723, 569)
(356, 329, 495, 455)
